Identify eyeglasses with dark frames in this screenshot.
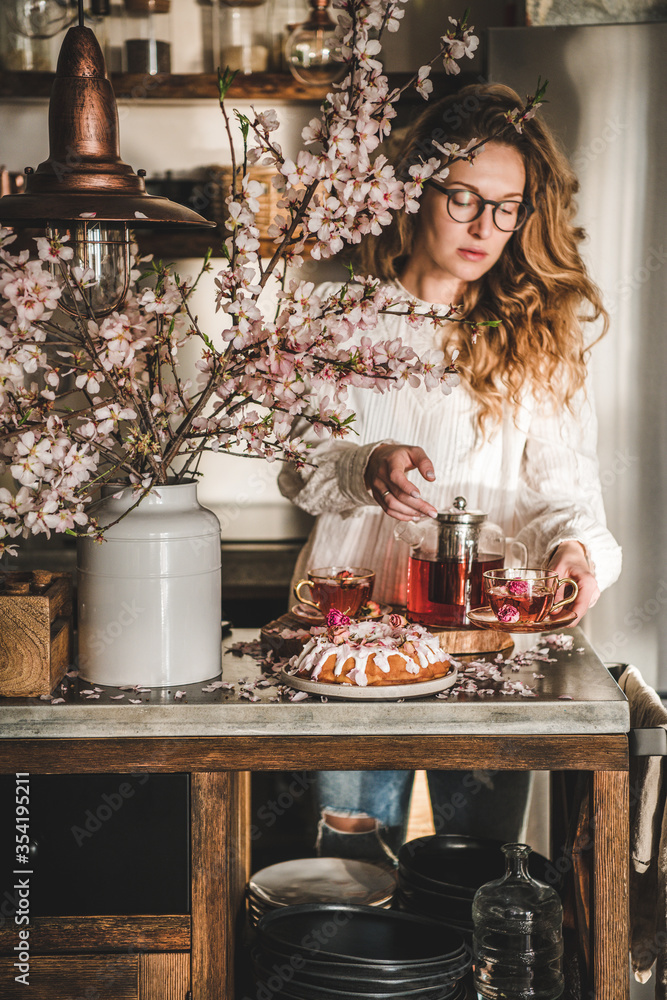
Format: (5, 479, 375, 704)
(427, 180, 534, 233)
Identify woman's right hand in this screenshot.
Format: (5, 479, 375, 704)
(364, 443, 438, 521)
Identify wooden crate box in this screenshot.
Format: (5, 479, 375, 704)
(0, 571, 72, 697)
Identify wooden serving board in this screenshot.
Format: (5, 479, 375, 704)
(0, 570, 73, 697)
(260, 611, 514, 660)
(429, 625, 514, 655)
(260, 611, 314, 660)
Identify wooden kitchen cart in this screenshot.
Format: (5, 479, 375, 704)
(0, 627, 629, 999)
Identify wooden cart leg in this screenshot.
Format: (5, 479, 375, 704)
(593, 769, 629, 1000)
(191, 771, 251, 1000)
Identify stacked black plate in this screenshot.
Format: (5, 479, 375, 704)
(253, 902, 472, 1000)
(395, 835, 553, 938)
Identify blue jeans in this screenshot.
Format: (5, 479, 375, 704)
(315, 769, 533, 863)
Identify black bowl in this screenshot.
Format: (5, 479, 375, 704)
(252, 945, 470, 994)
(397, 868, 473, 905)
(396, 881, 473, 921)
(254, 938, 470, 985)
(393, 892, 474, 939)
(272, 983, 467, 1000)
(256, 903, 469, 970)
(254, 974, 467, 1000)
(399, 836, 554, 898)
(252, 969, 464, 1000)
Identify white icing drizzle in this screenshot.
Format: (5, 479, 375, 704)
(290, 618, 450, 687)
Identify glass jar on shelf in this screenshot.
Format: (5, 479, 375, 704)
(196, 0, 220, 74)
(99, 0, 125, 73)
(85, 0, 113, 70)
(219, 0, 270, 76)
(122, 0, 172, 75)
(267, 0, 308, 72)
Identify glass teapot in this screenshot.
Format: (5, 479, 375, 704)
(396, 496, 527, 628)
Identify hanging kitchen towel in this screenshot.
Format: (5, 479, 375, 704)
(618, 664, 667, 997)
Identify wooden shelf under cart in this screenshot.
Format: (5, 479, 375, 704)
(0, 625, 630, 999)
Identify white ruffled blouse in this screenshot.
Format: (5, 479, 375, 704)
(278, 281, 622, 606)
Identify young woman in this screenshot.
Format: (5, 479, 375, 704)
(278, 83, 622, 861)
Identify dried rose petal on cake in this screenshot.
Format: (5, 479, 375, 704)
(508, 580, 529, 596)
(386, 612, 407, 627)
(326, 608, 351, 627)
(497, 604, 520, 623)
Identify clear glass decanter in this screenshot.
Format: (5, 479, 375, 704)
(472, 843, 564, 1000)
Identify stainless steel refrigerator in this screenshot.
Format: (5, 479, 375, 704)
(488, 22, 667, 687)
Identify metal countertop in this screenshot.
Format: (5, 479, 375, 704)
(0, 626, 629, 739)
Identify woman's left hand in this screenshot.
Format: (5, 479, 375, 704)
(546, 540, 600, 626)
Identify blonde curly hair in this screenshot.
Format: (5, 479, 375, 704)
(354, 83, 607, 435)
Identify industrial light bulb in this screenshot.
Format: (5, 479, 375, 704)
(7, 0, 76, 39)
(47, 220, 131, 317)
(284, 0, 345, 87)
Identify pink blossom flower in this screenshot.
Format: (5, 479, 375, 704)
(34, 235, 74, 263)
(415, 66, 433, 99)
(0, 4, 485, 545)
(496, 605, 520, 624)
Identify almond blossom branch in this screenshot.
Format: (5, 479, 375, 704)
(0, 2, 541, 551)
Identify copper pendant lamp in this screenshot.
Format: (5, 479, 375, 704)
(0, 0, 214, 316)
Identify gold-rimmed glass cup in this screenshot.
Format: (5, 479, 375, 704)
(483, 568, 578, 626)
(293, 566, 375, 617)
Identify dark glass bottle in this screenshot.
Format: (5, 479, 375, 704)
(472, 843, 564, 1000)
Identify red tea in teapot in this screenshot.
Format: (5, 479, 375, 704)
(407, 554, 504, 627)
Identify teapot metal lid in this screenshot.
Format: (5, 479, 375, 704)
(437, 496, 487, 525)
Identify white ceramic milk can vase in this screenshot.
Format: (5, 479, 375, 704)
(77, 481, 222, 686)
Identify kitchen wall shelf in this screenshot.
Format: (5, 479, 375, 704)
(0, 70, 475, 103)
(134, 227, 280, 261)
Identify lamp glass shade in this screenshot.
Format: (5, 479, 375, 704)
(47, 220, 131, 317)
(284, 12, 345, 86)
(7, 0, 75, 39)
